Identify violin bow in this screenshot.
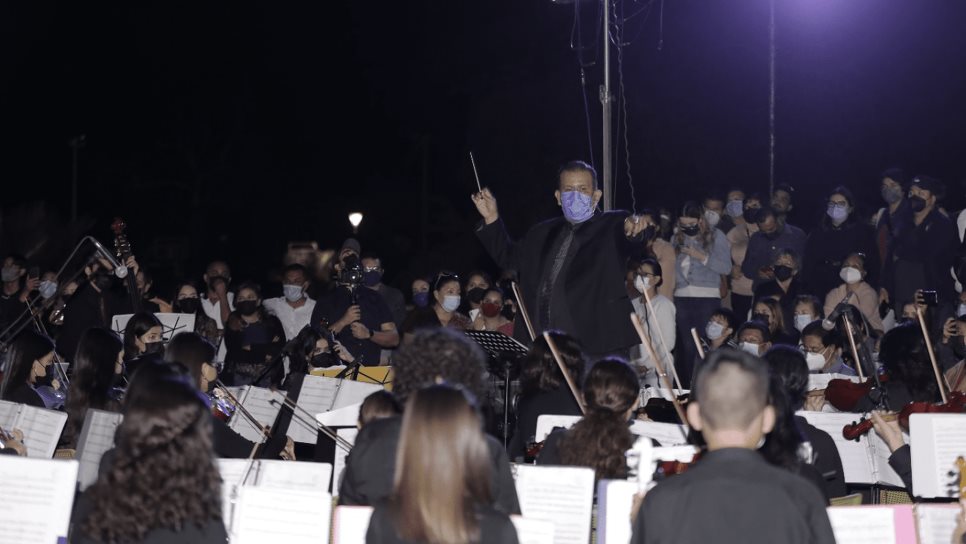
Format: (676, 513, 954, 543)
(214, 380, 272, 459)
(915, 305, 949, 404)
(841, 313, 866, 382)
(690, 328, 706, 361)
(632, 313, 689, 430)
(511, 282, 537, 342)
(640, 287, 683, 391)
(542, 332, 587, 415)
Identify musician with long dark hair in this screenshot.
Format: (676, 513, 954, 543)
(853, 322, 941, 412)
(122, 311, 164, 378)
(0, 329, 56, 407)
(62, 328, 124, 448)
(72, 364, 225, 543)
(366, 385, 519, 544)
(222, 282, 285, 386)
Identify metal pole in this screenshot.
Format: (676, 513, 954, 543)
(601, 0, 613, 211)
(768, 0, 776, 197)
(71, 142, 78, 224)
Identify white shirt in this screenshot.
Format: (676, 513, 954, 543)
(263, 296, 317, 341)
(630, 294, 677, 387)
(202, 292, 235, 330)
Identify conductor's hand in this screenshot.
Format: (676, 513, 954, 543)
(471, 188, 499, 225)
(624, 214, 647, 238)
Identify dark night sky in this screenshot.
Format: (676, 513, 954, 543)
(3, 0, 966, 292)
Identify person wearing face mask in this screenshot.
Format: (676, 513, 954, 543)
(223, 282, 286, 386)
(360, 253, 406, 329)
(56, 258, 135, 361)
(463, 270, 493, 318)
(702, 308, 739, 353)
(742, 207, 807, 293)
(752, 298, 799, 347)
(882, 176, 959, 310)
(799, 321, 853, 375)
(672, 202, 733, 387)
(770, 183, 797, 227)
(0, 254, 35, 335)
(410, 277, 431, 310)
(873, 169, 911, 296)
(703, 194, 727, 233)
(801, 186, 878, 301)
(263, 264, 317, 342)
(0, 330, 56, 408)
(122, 311, 165, 378)
(724, 190, 758, 321)
(472, 287, 514, 336)
(737, 321, 772, 357)
(753, 249, 806, 332)
(638, 209, 677, 300)
(135, 267, 171, 313)
(628, 259, 676, 387)
(401, 272, 472, 337)
(62, 328, 125, 448)
(936, 316, 966, 393)
(823, 252, 884, 335)
(171, 280, 222, 352)
(472, 160, 649, 359)
(201, 260, 235, 330)
(792, 295, 823, 334)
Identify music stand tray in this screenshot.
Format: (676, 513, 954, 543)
(464, 330, 529, 359)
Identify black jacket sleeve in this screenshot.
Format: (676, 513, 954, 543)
(887, 444, 913, 492)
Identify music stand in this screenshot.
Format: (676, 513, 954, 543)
(464, 330, 530, 447)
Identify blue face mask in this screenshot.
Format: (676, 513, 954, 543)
(560, 191, 595, 224)
(413, 291, 430, 308)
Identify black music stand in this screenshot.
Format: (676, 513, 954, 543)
(464, 330, 529, 446)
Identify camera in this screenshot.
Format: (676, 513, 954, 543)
(339, 253, 364, 286)
(919, 289, 939, 307)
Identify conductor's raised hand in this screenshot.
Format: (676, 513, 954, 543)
(471, 188, 499, 225)
(624, 214, 647, 238)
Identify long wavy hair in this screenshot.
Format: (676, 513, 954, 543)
(558, 358, 638, 480)
(761, 347, 808, 471)
(673, 201, 715, 251)
(391, 385, 491, 544)
(80, 363, 221, 543)
(63, 328, 123, 447)
(123, 311, 162, 361)
(879, 322, 940, 402)
(0, 329, 54, 400)
(519, 330, 586, 396)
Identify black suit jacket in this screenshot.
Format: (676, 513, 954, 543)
(476, 211, 641, 354)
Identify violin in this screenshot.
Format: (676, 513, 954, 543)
(841, 391, 966, 440)
(209, 385, 238, 422)
(824, 374, 890, 413)
(640, 393, 691, 425)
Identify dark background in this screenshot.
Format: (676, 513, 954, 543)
(3, 0, 966, 294)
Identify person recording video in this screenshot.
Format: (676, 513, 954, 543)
(310, 238, 399, 366)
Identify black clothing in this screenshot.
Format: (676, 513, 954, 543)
(884, 208, 959, 307)
(366, 502, 519, 544)
(476, 212, 642, 354)
(887, 444, 913, 492)
(222, 313, 286, 386)
(311, 285, 394, 366)
(374, 284, 407, 329)
(534, 427, 566, 466)
(0, 291, 27, 336)
(753, 276, 806, 341)
(71, 489, 226, 544)
(338, 416, 521, 515)
(631, 448, 835, 544)
(802, 220, 879, 299)
(124, 353, 164, 381)
(507, 387, 582, 461)
(5, 383, 45, 408)
(57, 282, 133, 360)
(853, 380, 939, 413)
(795, 416, 847, 498)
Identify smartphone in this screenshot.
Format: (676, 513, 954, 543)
(28, 267, 40, 280)
(920, 289, 939, 307)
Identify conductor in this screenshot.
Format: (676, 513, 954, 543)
(472, 160, 648, 359)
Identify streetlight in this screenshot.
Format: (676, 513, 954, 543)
(348, 212, 363, 234)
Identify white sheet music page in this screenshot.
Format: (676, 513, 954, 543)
(798, 411, 874, 484)
(867, 430, 906, 487)
(14, 405, 68, 459)
(217, 458, 253, 532)
(0, 401, 19, 435)
(332, 427, 359, 495)
(513, 465, 595, 544)
(629, 420, 689, 446)
(916, 504, 961, 544)
(231, 487, 331, 544)
(75, 409, 123, 491)
(596, 480, 638, 544)
(229, 386, 284, 443)
(0, 457, 78, 544)
(256, 460, 332, 491)
(332, 505, 373, 544)
(911, 413, 966, 498)
(510, 516, 555, 544)
(317, 403, 363, 428)
(534, 415, 581, 443)
(826, 506, 898, 544)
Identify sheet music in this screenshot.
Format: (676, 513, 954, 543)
(910, 413, 966, 498)
(256, 460, 332, 491)
(798, 411, 875, 484)
(288, 376, 382, 443)
(0, 401, 18, 430)
(228, 386, 284, 443)
(826, 506, 899, 544)
(807, 373, 862, 391)
(916, 504, 961, 544)
(596, 480, 638, 544)
(317, 403, 363, 428)
(513, 465, 595, 544)
(11, 405, 68, 459)
(231, 487, 331, 544)
(867, 431, 905, 488)
(332, 427, 358, 494)
(332, 505, 373, 544)
(642, 388, 689, 402)
(535, 415, 581, 442)
(112, 313, 195, 341)
(75, 409, 123, 490)
(510, 516, 555, 544)
(629, 420, 689, 446)
(0, 457, 78, 544)
(217, 458, 254, 532)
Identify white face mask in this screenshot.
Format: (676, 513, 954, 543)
(706, 321, 725, 340)
(957, 303, 966, 318)
(39, 280, 58, 300)
(634, 275, 651, 294)
(441, 294, 461, 313)
(793, 314, 814, 332)
(805, 351, 827, 372)
(282, 284, 304, 302)
(739, 342, 760, 356)
(839, 267, 862, 285)
(704, 210, 721, 228)
(726, 199, 744, 218)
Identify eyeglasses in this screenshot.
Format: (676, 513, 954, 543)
(433, 271, 460, 291)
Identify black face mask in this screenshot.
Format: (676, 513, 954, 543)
(952, 337, 966, 360)
(236, 300, 259, 316)
(467, 287, 486, 305)
(310, 352, 340, 368)
(177, 298, 200, 314)
(680, 225, 700, 237)
(501, 302, 516, 321)
(773, 265, 794, 281)
(909, 195, 927, 213)
(744, 208, 761, 223)
(643, 225, 658, 243)
(752, 312, 770, 324)
(142, 341, 164, 356)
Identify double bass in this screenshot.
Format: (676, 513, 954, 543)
(111, 218, 142, 313)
